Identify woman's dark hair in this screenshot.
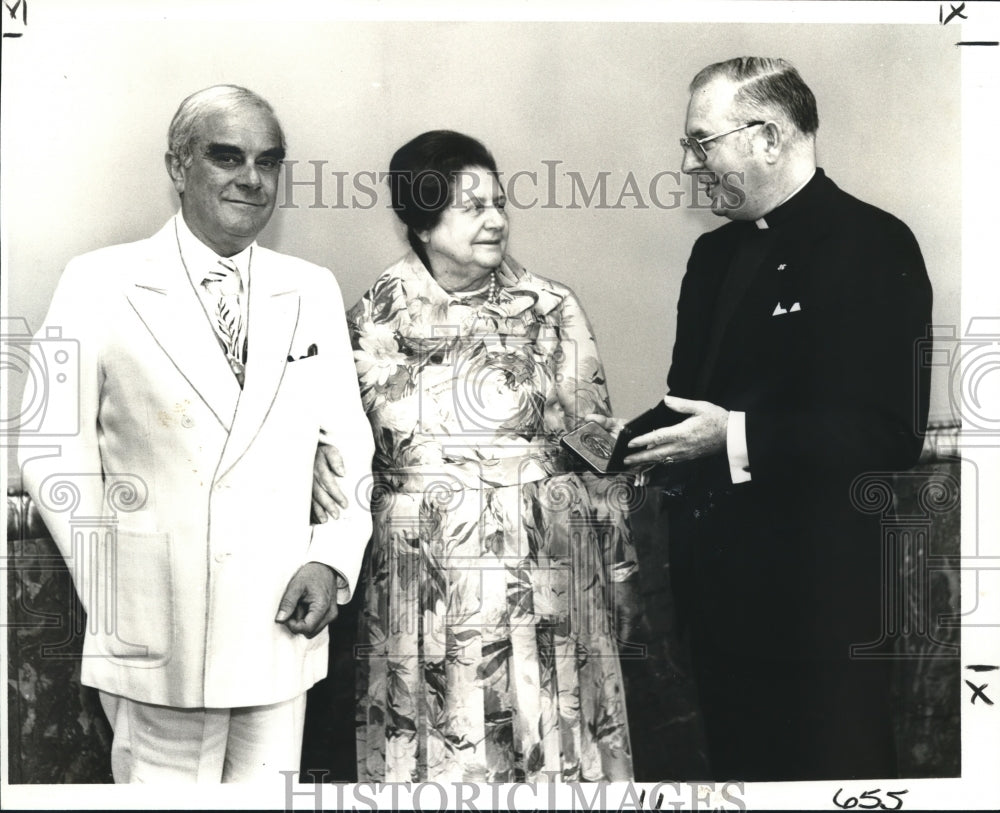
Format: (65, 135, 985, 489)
(387, 130, 499, 266)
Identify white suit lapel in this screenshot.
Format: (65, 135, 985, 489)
(126, 224, 241, 431)
(216, 250, 301, 481)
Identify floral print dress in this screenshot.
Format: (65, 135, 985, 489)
(349, 252, 635, 782)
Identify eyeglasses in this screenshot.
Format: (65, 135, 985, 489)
(680, 121, 765, 162)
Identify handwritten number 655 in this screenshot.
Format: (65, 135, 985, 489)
(833, 788, 909, 810)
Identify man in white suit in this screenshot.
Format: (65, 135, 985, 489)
(17, 85, 374, 783)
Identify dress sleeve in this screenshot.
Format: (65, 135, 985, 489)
(345, 275, 400, 415)
(546, 289, 640, 589)
(547, 290, 614, 433)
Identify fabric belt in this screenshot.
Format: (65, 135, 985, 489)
(382, 452, 563, 494)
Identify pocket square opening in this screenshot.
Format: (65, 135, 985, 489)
(287, 343, 320, 362)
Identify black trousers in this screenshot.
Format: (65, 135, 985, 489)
(668, 485, 897, 782)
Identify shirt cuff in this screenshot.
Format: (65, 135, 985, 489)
(333, 570, 351, 605)
(308, 561, 351, 605)
(727, 410, 752, 484)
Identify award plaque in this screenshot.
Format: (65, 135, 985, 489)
(561, 400, 687, 473)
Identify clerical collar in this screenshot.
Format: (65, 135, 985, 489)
(174, 212, 254, 283)
(754, 169, 818, 230)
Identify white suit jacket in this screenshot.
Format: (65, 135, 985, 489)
(18, 219, 374, 708)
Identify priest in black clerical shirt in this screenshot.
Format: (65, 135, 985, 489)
(599, 57, 932, 781)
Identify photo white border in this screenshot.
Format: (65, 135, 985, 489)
(2, 1, 997, 810)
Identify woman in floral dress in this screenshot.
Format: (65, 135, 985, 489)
(349, 131, 636, 782)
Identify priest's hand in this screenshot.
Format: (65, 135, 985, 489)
(624, 395, 728, 466)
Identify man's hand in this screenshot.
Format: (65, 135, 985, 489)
(312, 443, 348, 523)
(623, 395, 728, 467)
(275, 561, 340, 638)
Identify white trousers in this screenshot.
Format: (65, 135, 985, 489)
(98, 691, 306, 783)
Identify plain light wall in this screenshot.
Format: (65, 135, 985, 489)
(2, 19, 959, 480)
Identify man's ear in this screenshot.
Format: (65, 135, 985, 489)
(164, 151, 186, 195)
(760, 121, 784, 164)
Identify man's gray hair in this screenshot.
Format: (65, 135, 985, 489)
(691, 57, 819, 136)
(167, 84, 286, 165)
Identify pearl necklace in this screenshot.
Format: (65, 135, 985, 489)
(451, 270, 501, 305)
(484, 270, 501, 304)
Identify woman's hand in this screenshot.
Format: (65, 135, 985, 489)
(312, 442, 349, 523)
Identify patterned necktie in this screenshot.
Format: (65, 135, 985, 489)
(202, 258, 246, 387)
